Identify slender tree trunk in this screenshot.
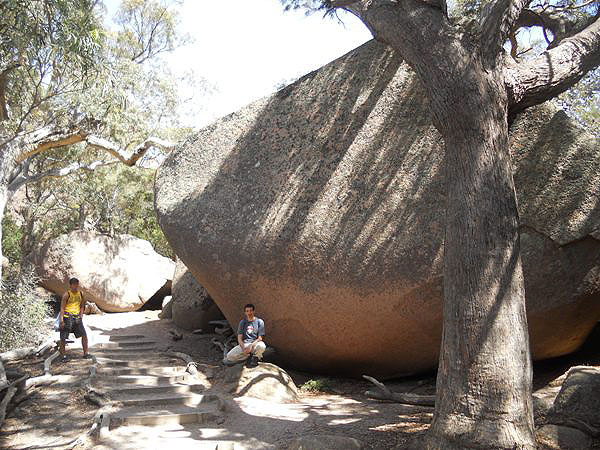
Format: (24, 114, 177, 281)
(0, 186, 8, 282)
(423, 70, 535, 449)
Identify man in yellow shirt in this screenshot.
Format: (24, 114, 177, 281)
(59, 277, 89, 360)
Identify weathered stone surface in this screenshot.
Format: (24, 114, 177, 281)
(547, 366, 600, 435)
(287, 435, 362, 450)
(536, 425, 592, 450)
(155, 40, 600, 376)
(34, 230, 175, 312)
(159, 295, 173, 319)
(171, 258, 224, 330)
(223, 362, 299, 403)
(533, 385, 562, 423)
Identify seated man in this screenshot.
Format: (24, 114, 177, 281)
(59, 277, 90, 361)
(225, 303, 266, 367)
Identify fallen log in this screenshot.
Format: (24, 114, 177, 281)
(362, 375, 435, 407)
(0, 347, 36, 362)
(34, 339, 55, 357)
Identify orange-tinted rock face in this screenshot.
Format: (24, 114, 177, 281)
(155, 40, 600, 376)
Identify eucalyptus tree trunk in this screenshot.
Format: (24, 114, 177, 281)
(339, 1, 544, 447)
(423, 70, 534, 449)
(0, 151, 13, 282)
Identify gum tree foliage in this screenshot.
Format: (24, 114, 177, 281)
(0, 268, 49, 352)
(282, 0, 599, 449)
(0, 0, 194, 274)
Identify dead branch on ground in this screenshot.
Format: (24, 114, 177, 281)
(362, 375, 435, 407)
(0, 347, 37, 362)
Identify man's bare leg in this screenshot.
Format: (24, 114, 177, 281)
(59, 338, 66, 356)
(82, 335, 89, 356)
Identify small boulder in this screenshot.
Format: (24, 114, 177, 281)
(223, 362, 299, 403)
(547, 366, 600, 435)
(84, 302, 103, 315)
(287, 435, 362, 450)
(33, 230, 175, 312)
(159, 295, 173, 319)
(536, 424, 592, 450)
(171, 258, 224, 331)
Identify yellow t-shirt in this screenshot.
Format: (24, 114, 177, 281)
(64, 290, 83, 315)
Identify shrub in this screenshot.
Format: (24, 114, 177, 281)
(0, 268, 50, 352)
(300, 378, 331, 393)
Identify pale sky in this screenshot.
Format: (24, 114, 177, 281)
(108, 0, 373, 128)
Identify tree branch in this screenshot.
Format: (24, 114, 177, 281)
(362, 375, 436, 406)
(86, 135, 175, 166)
(506, 15, 600, 115)
(480, 0, 531, 64)
(8, 161, 118, 193)
(513, 8, 598, 48)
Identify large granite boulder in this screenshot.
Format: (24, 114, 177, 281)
(155, 40, 600, 376)
(34, 230, 175, 312)
(171, 258, 225, 330)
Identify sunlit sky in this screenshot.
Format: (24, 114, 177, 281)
(106, 0, 372, 128)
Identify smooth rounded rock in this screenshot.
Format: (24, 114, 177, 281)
(547, 366, 600, 435)
(287, 435, 362, 450)
(536, 425, 592, 450)
(223, 362, 299, 403)
(34, 230, 175, 312)
(155, 40, 600, 376)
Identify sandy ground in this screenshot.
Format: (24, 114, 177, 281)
(0, 311, 598, 449)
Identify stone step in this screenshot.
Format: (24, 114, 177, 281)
(92, 346, 156, 355)
(95, 353, 176, 363)
(94, 373, 189, 386)
(115, 391, 208, 408)
(90, 341, 156, 349)
(109, 403, 219, 428)
(104, 384, 201, 397)
(97, 366, 185, 376)
(108, 335, 148, 341)
(96, 358, 181, 368)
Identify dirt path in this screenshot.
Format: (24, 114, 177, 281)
(1, 311, 598, 449)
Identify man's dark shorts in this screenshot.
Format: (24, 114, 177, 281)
(60, 314, 87, 340)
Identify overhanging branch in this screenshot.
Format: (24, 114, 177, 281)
(8, 160, 118, 193)
(506, 15, 600, 115)
(9, 124, 176, 191)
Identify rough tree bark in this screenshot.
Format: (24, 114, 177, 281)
(323, 0, 600, 448)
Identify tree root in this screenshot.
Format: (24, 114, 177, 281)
(6, 389, 38, 416)
(43, 351, 60, 375)
(362, 375, 435, 406)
